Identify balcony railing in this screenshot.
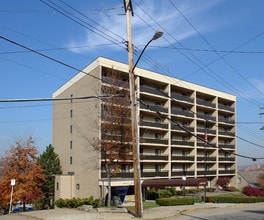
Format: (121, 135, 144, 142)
(218, 104, 235, 112)
(218, 170, 236, 175)
(197, 142, 216, 147)
(101, 172, 134, 178)
(102, 76, 129, 88)
(171, 171, 195, 176)
(140, 103, 168, 113)
(171, 124, 194, 132)
(140, 154, 168, 161)
(197, 99, 216, 108)
(171, 140, 195, 146)
(219, 144, 235, 149)
(171, 156, 195, 161)
(101, 133, 131, 142)
(141, 171, 169, 178)
(197, 170, 216, 175)
(140, 137, 168, 145)
(218, 131, 235, 136)
(171, 109, 194, 118)
(219, 157, 236, 162)
(197, 156, 216, 162)
(197, 127, 216, 134)
(196, 114, 216, 121)
(140, 85, 168, 97)
(140, 120, 168, 129)
(171, 93, 194, 103)
(218, 117, 235, 124)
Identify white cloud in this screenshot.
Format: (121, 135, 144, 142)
(65, 0, 221, 54)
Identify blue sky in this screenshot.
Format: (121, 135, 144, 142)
(0, 0, 264, 166)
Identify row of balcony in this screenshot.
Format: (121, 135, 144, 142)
(101, 169, 236, 178)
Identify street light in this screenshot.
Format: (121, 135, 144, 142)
(127, 29, 163, 217)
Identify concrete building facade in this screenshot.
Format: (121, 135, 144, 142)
(53, 57, 237, 200)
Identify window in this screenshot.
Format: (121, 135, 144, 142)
(70, 125, 73, 134)
(70, 156, 73, 165)
(121, 164, 129, 173)
(76, 184, 80, 190)
(140, 147, 143, 154)
(56, 182, 59, 190)
(70, 141, 72, 149)
(70, 94, 73, 103)
(70, 110, 73, 118)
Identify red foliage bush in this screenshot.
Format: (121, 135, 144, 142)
(243, 186, 264, 197)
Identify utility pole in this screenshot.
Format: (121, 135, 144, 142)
(260, 107, 264, 131)
(124, 0, 142, 217)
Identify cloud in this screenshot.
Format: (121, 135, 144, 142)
(64, 0, 221, 54)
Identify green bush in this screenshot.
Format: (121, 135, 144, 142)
(206, 196, 264, 203)
(55, 196, 100, 208)
(159, 189, 172, 198)
(156, 197, 195, 206)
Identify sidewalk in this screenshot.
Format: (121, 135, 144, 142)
(16, 202, 264, 220)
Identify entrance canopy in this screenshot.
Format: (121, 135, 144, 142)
(142, 178, 207, 188)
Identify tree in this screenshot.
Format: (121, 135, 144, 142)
(93, 70, 132, 207)
(216, 177, 230, 189)
(0, 136, 46, 211)
(38, 144, 62, 209)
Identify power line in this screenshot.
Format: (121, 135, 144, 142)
(0, 94, 122, 103)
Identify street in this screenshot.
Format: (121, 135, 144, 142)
(165, 205, 264, 220)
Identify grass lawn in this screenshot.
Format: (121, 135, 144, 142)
(124, 201, 159, 213)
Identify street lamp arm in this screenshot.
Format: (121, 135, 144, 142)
(132, 39, 153, 73)
(132, 30, 163, 73)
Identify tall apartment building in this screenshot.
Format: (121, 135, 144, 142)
(53, 57, 237, 200)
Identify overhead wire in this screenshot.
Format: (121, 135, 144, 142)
(168, 0, 264, 98)
(40, 0, 127, 51)
(133, 1, 263, 107)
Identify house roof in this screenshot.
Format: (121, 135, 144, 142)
(142, 178, 207, 188)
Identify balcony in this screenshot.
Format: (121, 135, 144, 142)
(197, 142, 216, 147)
(140, 137, 168, 145)
(218, 170, 236, 175)
(101, 172, 134, 179)
(171, 109, 194, 118)
(102, 76, 129, 89)
(171, 156, 195, 161)
(141, 171, 168, 178)
(101, 133, 131, 142)
(140, 120, 168, 129)
(197, 127, 216, 135)
(171, 93, 194, 103)
(218, 117, 235, 124)
(140, 85, 168, 98)
(218, 104, 235, 112)
(140, 154, 168, 161)
(171, 140, 195, 146)
(197, 170, 216, 175)
(218, 130, 235, 136)
(218, 144, 235, 149)
(171, 124, 194, 132)
(197, 156, 216, 162)
(196, 114, 216, 121)
(140, 103, 168, 113)
(219, 157, 236, 162)
(197, 99, 216, 108)
(171, 171, 195, 176)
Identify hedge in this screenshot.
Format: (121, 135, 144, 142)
(156, 197, 195, 206)
(55, 196, 100, 208)
(206, 196, 264, 203)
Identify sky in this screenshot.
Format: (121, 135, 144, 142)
(0, 0, 264, 167)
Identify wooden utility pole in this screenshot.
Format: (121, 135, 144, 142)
(124, 0, 142, 217)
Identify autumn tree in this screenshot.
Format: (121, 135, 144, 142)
(93, 69, 132, 207)
(216, 177, 230, 189)
(0, 136, 46, 211)
(38, 144, 62, 209)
